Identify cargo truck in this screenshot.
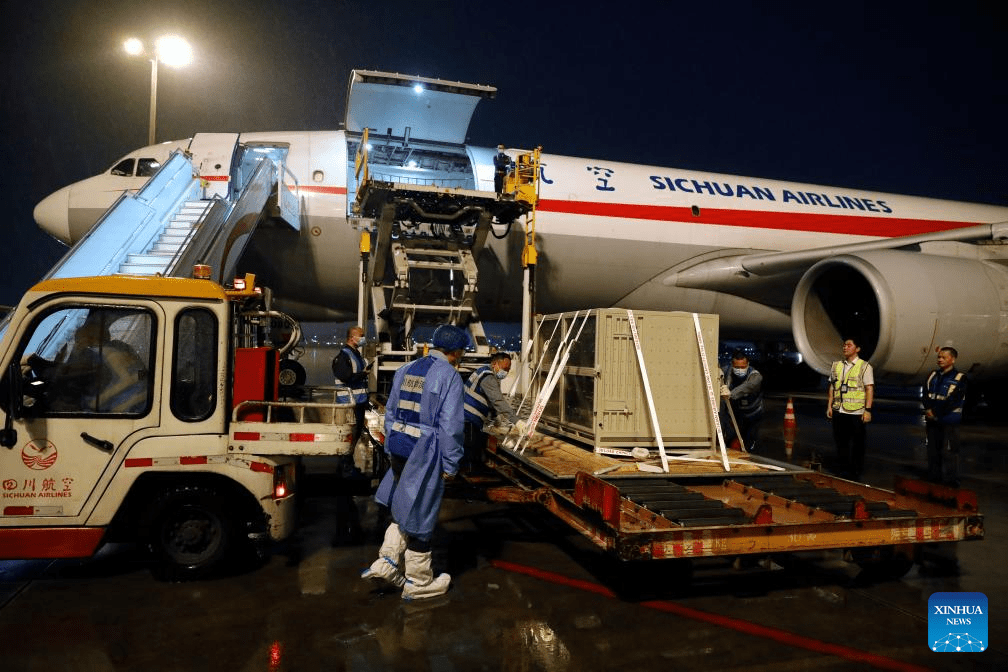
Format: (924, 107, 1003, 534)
(0, 274, 364, 579)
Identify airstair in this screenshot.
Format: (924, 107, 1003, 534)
(43, 134, 299, 285)
(118, 200, 214, 275)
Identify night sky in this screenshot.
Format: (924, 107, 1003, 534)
(2, 0, 1005, 308)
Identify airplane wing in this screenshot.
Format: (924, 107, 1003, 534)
(670, 221, 1008, 305)
(668, 222, 1008, 381)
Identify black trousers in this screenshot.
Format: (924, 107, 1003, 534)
(463, 421, 488, 468)
(925, 420, 961, 483)
(722, 409, 763, 452)
(832, 412, 866, 479)
(351, 403, 367, 447)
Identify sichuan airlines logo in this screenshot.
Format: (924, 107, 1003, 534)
(929, 592, 987, 653)
(21, 440, 58, 470)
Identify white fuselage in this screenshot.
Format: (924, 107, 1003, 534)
(33, 130, 1008, 380)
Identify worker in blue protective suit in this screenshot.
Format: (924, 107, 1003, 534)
(361, 324, 468, 600)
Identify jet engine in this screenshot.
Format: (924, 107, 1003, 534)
(791, 250, 1008, 382)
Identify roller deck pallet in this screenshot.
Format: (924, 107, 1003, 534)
(472, 430, 983, 568)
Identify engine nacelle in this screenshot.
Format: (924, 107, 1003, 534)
(791, 250, 1008, 382)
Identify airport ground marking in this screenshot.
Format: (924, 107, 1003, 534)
(489, 558, 934, 672)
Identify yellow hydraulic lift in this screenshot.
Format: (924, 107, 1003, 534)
(347, 133, 541, 390)
(505, 147, 543, 395)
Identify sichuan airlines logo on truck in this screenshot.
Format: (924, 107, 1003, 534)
(21, 440, 58, 470)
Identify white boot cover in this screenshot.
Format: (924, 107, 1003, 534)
(401, 549, 451, 600)
(361, 523, 406, 588)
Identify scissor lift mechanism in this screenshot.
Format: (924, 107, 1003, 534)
(348, 131, 538, 385)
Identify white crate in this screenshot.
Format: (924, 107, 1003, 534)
(532, 309, 719, 451)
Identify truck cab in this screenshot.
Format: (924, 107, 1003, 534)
(0, 275, 347, 579)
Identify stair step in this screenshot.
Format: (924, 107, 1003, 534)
(119, 264, 168, 275)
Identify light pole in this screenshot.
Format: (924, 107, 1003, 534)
(124, 35, 192, 146)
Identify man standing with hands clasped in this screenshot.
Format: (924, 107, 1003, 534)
(923, 346, 967, 486)
(827, 336, 874, 480)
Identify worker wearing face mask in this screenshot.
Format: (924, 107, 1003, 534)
(463, 352, 522, 469)
(720, 349, 764, 453)
(333, 326, 371, 454)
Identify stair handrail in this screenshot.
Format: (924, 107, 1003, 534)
(166, 157, 276, 282)
(44, 150, 198, 281)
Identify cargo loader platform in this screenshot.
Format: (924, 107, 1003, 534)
(469, 429, 983, 573)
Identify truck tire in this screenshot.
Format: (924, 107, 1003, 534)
(851, 544, 915, 583)
(146, 484, 235, 581)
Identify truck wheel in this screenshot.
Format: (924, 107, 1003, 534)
(146, 485, 235, 581)
(852, 544, 915, 583)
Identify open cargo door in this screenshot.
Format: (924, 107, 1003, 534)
(344, 69, 496, 144)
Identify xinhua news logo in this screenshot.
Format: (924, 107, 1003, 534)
(929, 592, 987, 653)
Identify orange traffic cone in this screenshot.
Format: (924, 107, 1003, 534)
(783, 397, 797, 460)
(783, 397, 797, 430)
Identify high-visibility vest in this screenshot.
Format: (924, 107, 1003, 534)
(831, 358, 868, 412)
(720, 365, 764, 419)
(925, 369, 965, 424)
(463, 366, 494, 424)
(386, 356, 436, 458)
(335, 345, 369, 404)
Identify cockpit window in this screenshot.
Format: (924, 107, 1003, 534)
(111, 158, 135, 177)
(136, 158, 161, 177)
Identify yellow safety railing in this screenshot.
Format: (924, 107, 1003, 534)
(504, 146, 540, 207)
(514, 146, 542, 269)
(354, 127, 370, 185)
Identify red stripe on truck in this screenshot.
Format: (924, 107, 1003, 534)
(0, 527, 106, 559)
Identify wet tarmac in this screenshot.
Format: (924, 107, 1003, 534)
(1, 394, 1006, 671)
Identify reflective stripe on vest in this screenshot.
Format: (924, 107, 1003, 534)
(832, 359, 868, 412)
(336, 345, 368, 404)
(463, 366, 493, 423)
(926, 370, 964, 402)
(386, 356, 437, 457)
(720, 365, 764, 418)
(390, 421, 422, 438)
(925, 370, 965, 423)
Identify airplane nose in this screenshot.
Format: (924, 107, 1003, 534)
(33, 186, 71, 244)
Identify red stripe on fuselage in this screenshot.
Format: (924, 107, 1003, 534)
(294, 185, 347, 195)
(197, 179, 347, 195)
(537, 199, 979, 237)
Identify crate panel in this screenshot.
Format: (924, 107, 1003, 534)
(534, 309, 719, 449)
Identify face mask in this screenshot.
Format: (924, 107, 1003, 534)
(356, 336, 366, 346)
(732, 367, 747, 377)
(495, 369, 508, 380)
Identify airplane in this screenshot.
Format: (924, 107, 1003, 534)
(31, 70, 1008, 385)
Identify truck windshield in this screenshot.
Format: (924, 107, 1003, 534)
(20, 306, 154, 416)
